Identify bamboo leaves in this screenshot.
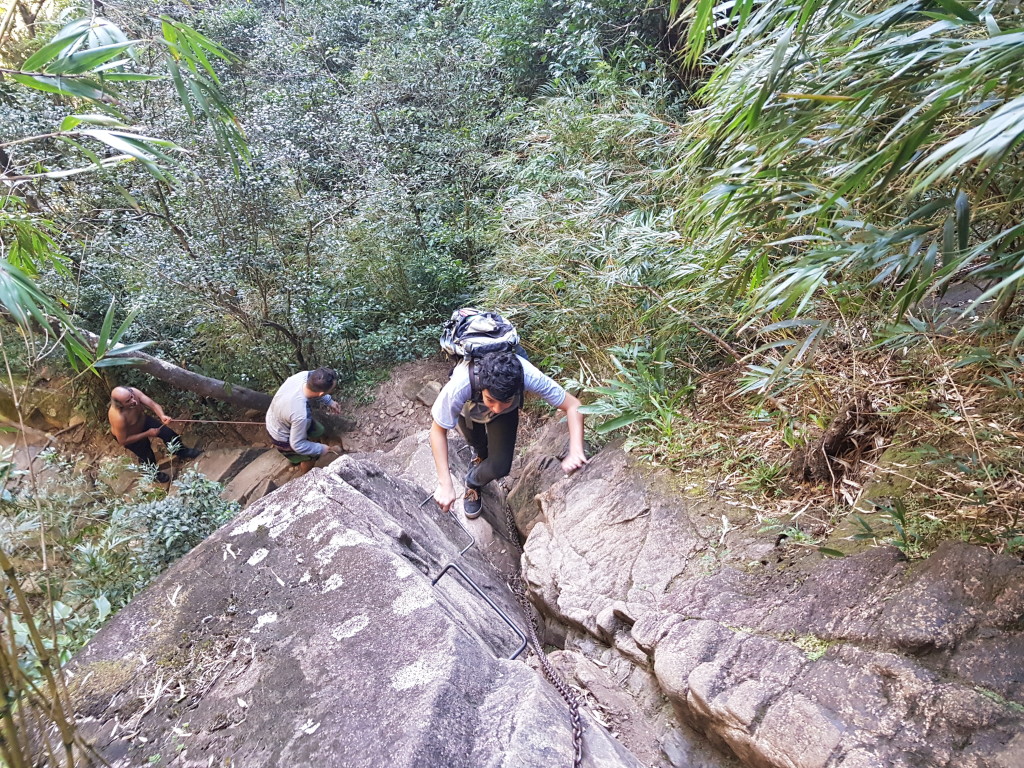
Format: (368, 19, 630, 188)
(85, 302, 153, 370)
(13, 18, 132, 102)
(915, 93, 1024, 189)
(1, 13, 250, 373)
(663, 0, 1024, 344)
(7, 15, 247, 183)
(0, 261, 59, 329)
(21, 16, 130, 68)
(157, 17, 248, 171)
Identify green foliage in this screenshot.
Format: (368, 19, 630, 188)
(580, 342, 695, 437)
(121, 469, 239, 573)
(666, 0, 1024, 342)
(792, 634, 831, 661)
(6, 14, 244, 182)
(470, 0, 667, 92)
(20, 0, 514, 394)
(854, 499, 926, 558)
(740, 461, 789, 497)
(2, 454, 238, 680)
(0, 203, 66, 278)
(484, 63, 727, 376)
(0, 8, 250, 394)
(477, 1, 1024, 530)
(758, 518, 820, 546)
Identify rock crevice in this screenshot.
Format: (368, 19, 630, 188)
(68, 418, 1024, 768)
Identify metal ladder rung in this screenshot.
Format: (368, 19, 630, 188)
(420, 494, 476, 556)
(431, 561, 528, 660)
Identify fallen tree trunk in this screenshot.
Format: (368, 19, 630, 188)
(81, 331, 272, 412)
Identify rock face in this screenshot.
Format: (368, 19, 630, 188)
(67, 414, 1024, 768)
(69, 446, 643, 768)
(515, 426, 1024, 768)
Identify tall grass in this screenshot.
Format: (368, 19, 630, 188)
(664, 0, 1024, 340)
(492, 0, 1024, 396)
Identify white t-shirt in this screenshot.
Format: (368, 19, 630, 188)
(431, 356, 567, 429)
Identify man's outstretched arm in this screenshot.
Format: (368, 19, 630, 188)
(429, 421, 457, 512)
(134, 388, 172, 425)
(557, 393, 588, 474)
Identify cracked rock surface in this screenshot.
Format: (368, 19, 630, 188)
(67, 413, 1024, 768)
(69, 448, 642, 768)
(516, 424, 1024, 768)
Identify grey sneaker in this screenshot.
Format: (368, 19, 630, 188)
(463, 486, 482, 519)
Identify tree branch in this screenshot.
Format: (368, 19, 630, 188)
(79, 329, 272, 411)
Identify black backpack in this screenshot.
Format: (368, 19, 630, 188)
(439, 308, 524, 402)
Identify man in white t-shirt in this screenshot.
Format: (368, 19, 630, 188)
(266, 368, 342, 475)
(429, 351, 587, 518)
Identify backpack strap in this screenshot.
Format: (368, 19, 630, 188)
(468, 357, 484, 403)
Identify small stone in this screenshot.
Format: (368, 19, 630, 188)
(416, 381, 442, 407)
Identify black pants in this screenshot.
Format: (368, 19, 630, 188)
(458, 408, 518, 488)
(124, 416, 180, 466)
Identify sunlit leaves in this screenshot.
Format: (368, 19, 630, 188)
(21, 16, 130, 68)
(579, 343, 693, 436)
(0, 205, 67, 278)
(0, 260, 58, 329)
(0, 11, 254, 391)
(915, 93, 1024, 189)
(29, 0, 506, 389)
(158, 16, 248, 171)
(86, 302, 153, 370)
(665, 0, 1024, 347)
(13, 17, 133, 103)
(8, 14, 247, 182)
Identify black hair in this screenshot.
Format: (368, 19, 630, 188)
(476, 351, 523, 402)
(308, 367, 337, 394)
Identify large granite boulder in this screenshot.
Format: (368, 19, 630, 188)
(67, 414, 1024, 768)
(514, 431, 1024, 768)
(69, 451, 643, 768)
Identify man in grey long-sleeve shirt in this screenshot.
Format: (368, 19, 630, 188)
(266, 368, 342, 474)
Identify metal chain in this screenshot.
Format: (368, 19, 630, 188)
(500, 483, 584, 768)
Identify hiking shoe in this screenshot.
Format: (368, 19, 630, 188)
(177, 447, 203, 461)
(463, 486, 482, 519)
(155, 471, 170, 483)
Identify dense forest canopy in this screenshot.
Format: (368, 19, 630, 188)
(4, 0, 1021, 386)
(1, 0, 1023, 760)
(0, 0, 1021, 536)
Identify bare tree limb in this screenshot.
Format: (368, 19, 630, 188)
(79, 330, 272, 411)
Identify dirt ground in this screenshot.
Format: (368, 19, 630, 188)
(337, 356, 455, 453)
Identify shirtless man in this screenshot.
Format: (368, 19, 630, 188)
(108, 386, 202, 483)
